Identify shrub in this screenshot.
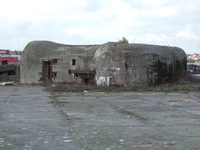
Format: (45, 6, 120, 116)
(118, 37, 129, 44)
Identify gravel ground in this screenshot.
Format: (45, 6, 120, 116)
(1, 85, 200, 150)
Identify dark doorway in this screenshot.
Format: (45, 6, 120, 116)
(84, 79, 89, 84)
(42, 60, 52, 82)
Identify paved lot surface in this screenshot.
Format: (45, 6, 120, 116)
(0, 85, 80, 150)
(0, 85, 200, 150)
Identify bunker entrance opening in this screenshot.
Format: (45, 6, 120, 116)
(42, 60, 52, 82)
(69, 69, 95, 84)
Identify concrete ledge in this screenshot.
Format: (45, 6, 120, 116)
(0, 75, 8, 81)
(0, 75, 20, 81)
(9, 75, 20, 81)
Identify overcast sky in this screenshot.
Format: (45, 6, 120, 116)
(0, 0, 199, 54)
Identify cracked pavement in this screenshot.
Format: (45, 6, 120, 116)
(1, 85, 200, 150)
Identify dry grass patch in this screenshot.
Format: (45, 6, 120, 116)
(44, 82, 138, 93)
(44, 82, 200, 93)
(43, 74, 200, 93)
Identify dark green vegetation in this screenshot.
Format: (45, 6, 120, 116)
(147, 59, 187, 85)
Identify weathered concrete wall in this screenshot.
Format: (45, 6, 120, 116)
(20, 41, 99, 84)
(20, 41, 186, 86)
(94, 43, 186, 86)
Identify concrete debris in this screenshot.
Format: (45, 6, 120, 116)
(157, 88, 162, 92)
(0, 81, 14, 86)
(133, 142, 153, 146)
(163, 142, 176, 145)
(175, 78, 189, 84)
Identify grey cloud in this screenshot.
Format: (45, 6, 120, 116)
(84, 0, 106, 12)
(14, 19, 33, 33)
(121, 0, 150, 9)
(0, 0, 199, 53)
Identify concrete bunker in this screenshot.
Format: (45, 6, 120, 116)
(20, 41, 187, 86)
